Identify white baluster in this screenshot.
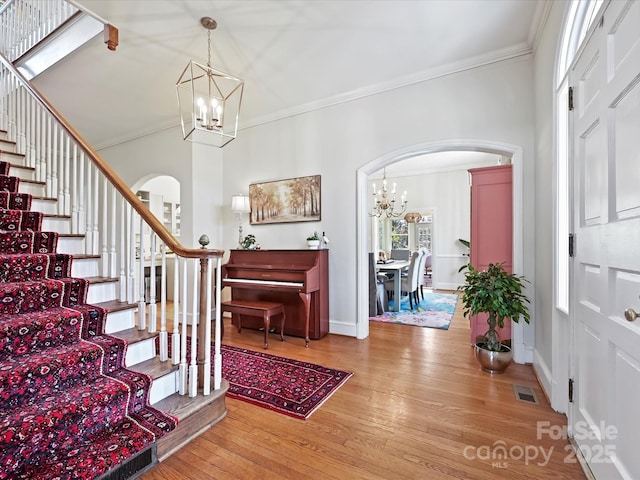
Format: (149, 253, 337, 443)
(71, 142, 78, 233)
(179, 258, 188, 395)
(85, 161, 93, 253)
(137, 215, 146, 331)
(159, 245, 168, 362)
(189, 261, 199, 397)
(214, 257, 222, 390)
(119, 197, 127, 302)
(92, 166, 99, 255)
(203, 258, 212, 396)
(172, 255, 181, 365)
(148, 233, 157, 333)
(77, 151, 85, 235)
(100, 177, 108, 274)
(63, 134, 70, 216)
(128, 205, 135, 303)
(109, 184, 117, 277)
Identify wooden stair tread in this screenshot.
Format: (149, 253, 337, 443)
(111, 327, 157, 344)
(85, 276, 118, 284)
(8, 163, 34, 171)
(19, 178, 45, 185)
(154, 382, 228, 420)
(93, 299, 136, 312)
(130, 356, 178, 379)
(43, 213, 71, 219)
(72, 254, 101, 260)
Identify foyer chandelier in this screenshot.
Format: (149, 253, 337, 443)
(369, 169, 408, 218)
(176, 17, 244, 148)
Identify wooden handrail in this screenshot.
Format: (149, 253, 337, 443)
(0, 53, 223, 260)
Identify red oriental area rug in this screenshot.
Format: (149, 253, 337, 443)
(221, 345, 352, 420)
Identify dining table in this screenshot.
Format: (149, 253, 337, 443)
(375, 259, 410, 312)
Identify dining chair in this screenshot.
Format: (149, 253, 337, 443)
(420, 252, 432, 299)
(384, 251, 421, 309)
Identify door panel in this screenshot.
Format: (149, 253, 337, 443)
(571, 1, 640, 479)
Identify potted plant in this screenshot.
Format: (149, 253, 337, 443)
(242, 234, 256, 250)
(458, 262, 530, 373)
(306, 232, 320, 249)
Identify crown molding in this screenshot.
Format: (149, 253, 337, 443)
(239, 45, 533, 131)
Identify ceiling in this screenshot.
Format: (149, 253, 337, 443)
(31, 0, 547, 154)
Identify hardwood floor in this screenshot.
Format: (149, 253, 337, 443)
(141, 292, 586, 480)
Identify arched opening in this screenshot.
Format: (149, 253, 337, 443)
(356, 140, 527, 362)
(133, 175, 181, 238)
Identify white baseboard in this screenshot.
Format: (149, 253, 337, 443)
(329, 320, 357, 337)
(533, 349, 554, 405)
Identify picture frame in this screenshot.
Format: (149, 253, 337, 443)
(249, 175, 321, 225)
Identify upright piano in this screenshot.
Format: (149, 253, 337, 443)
(221, 249, 329, 342)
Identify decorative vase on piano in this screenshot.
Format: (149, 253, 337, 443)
(306, 232, 320, 249)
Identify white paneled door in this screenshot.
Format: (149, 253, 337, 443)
(570, 1, 640, 479)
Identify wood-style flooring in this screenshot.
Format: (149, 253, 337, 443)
(141, 292, 586, 480)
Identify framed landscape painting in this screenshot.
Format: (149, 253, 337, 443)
(249, 175, 321, 225)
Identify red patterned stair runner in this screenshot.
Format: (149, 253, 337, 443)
(0, 161, 177, 479)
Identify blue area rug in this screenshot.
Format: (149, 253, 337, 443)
(370, 291, 458, 329)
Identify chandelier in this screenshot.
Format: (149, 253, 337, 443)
(176, 17, 244, 148)
(369, 169, 408, 218)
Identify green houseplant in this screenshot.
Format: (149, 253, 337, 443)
(241, 234, 256, 250)
(459, 262, 530, 372)
(306, 231, 320, 249)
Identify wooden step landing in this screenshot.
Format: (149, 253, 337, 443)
(153, 380, 229, 461)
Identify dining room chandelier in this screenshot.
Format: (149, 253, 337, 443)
(176, 17, 244, 148)
(369, 169, 408, 218)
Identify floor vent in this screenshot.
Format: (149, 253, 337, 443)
(97, 445, 156, 480)
(513, 384, 539, 405)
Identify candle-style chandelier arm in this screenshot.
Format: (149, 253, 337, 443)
(369, 170, 408, 218)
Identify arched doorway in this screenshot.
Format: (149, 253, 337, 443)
(355, 139, 528, 363)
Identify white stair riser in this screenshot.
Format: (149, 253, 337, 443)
(57, 236, 85, 255)
(31, 199, 58, 215)
(149, 370, 179, 405)
(87, 281, 117, 304)
(18, 182, 45, 196)
(42, 217, 71, 234)
(0, 139, 16, 152)
(9, 167, 34, 181)
(71, 257, 100, 278)
(126, 337, 156, 367)
(1, 151, 25, 165)
(104, 308, 136, 334)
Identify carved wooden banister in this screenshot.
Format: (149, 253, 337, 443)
(0, 54, 222, 262)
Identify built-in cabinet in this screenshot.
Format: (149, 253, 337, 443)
(163, 201, 180, 236)
(468, 164, 512, 345)
(136, 190, 181, 238)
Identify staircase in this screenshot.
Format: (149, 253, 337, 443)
(0, 127, 227, 478)
(0, 2, 229, 478)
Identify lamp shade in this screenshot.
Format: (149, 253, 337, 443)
(231, 195, 251, 214)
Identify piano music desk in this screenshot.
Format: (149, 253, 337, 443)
(221, 300, 287, 349)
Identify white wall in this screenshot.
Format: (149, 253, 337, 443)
(533, 0, 569, 411)
(97, 126, 224, 250)
(94, 55, 537, 348)
(224, 56, 536, 339)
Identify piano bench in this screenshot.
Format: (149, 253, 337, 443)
(221, 300, 286, 349)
